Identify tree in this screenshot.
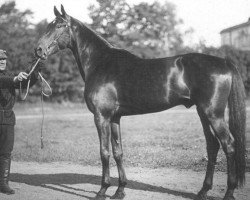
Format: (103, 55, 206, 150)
(88, 0, 184, 58)
(0, 1, 36, 72)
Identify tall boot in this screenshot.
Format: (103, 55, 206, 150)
(0, 156, 15, 194)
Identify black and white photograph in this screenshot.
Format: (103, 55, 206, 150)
(0, 0, 249, 199)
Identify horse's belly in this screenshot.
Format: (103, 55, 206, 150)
(117, 91, 178, 116)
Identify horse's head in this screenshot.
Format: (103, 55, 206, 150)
(35, 5, 71, 60)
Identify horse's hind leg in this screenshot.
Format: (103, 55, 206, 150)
(94, 115, 111, 200)
(110, 116, 127, 199)
(196, 107, 220, 200)
(203, 108, 237, 200)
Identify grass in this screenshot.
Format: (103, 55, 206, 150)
(12, 101, 250, 172)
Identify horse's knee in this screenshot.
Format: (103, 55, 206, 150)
(113, 149, 123, 162)
(101, 149, 110, 162)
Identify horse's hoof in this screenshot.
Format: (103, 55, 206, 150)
(92, 194, 106, 200)
(110, 191, 125, 199)
(195, 191, 207, 200)
(223, 195, 235, 200)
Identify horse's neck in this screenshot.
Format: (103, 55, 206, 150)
(70, 20, 111, 81)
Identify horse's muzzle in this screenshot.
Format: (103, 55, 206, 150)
(35, 46, 47, 60)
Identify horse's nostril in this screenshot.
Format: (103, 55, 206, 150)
(37, 47, 42, 52)
(35, 46, 44, 57)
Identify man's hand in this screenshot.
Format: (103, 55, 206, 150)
(13, 72, 28, 82)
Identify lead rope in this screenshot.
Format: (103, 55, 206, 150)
(39, 71, 52, 149)
(19, 59, 52, 149)
(40, 82, 44, 149)
(20, 58, 41, 100)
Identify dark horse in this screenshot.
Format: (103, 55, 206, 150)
(35, 6, 246, 200)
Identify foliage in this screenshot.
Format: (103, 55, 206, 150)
(0, 1, 36, 72)
(88, 0, 184, 58)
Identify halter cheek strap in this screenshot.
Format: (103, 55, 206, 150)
(48, 22, 71, 51)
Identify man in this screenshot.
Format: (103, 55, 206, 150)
(0, 49, 42, 194)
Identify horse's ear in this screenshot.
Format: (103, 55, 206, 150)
(54, 6, 61, 17)
(61, 4, 67, 17)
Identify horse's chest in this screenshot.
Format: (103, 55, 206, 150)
(85, 82, 118, 115)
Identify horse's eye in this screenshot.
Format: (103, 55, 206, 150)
(56, 23, 67, 28)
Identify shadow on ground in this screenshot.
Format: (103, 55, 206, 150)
(11, 173, 220, 200)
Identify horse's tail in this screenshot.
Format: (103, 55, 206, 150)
(227, 58, 246, 187)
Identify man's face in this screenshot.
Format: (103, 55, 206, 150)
(0, 58, 7, 70)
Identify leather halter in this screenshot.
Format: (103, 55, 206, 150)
(47, 18, 71, 52)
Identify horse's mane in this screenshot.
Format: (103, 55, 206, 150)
(69, 16, 142, 62)
(70, 16, 113, 48)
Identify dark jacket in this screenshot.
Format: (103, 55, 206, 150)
(0, 70, 38, 125)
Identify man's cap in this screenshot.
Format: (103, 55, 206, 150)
(0, 49, 7, 59)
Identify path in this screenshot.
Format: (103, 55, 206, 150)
(0, 162, 249, 200)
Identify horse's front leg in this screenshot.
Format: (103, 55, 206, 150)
(94, 114, 111, 200)
(110, 117, 127, 199)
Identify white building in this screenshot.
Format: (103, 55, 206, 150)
(220, 18, 250, 51)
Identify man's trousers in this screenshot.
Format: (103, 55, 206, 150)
(0, 125, 14, 157)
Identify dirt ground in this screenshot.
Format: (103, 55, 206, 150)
(0, 162, 249, 200)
